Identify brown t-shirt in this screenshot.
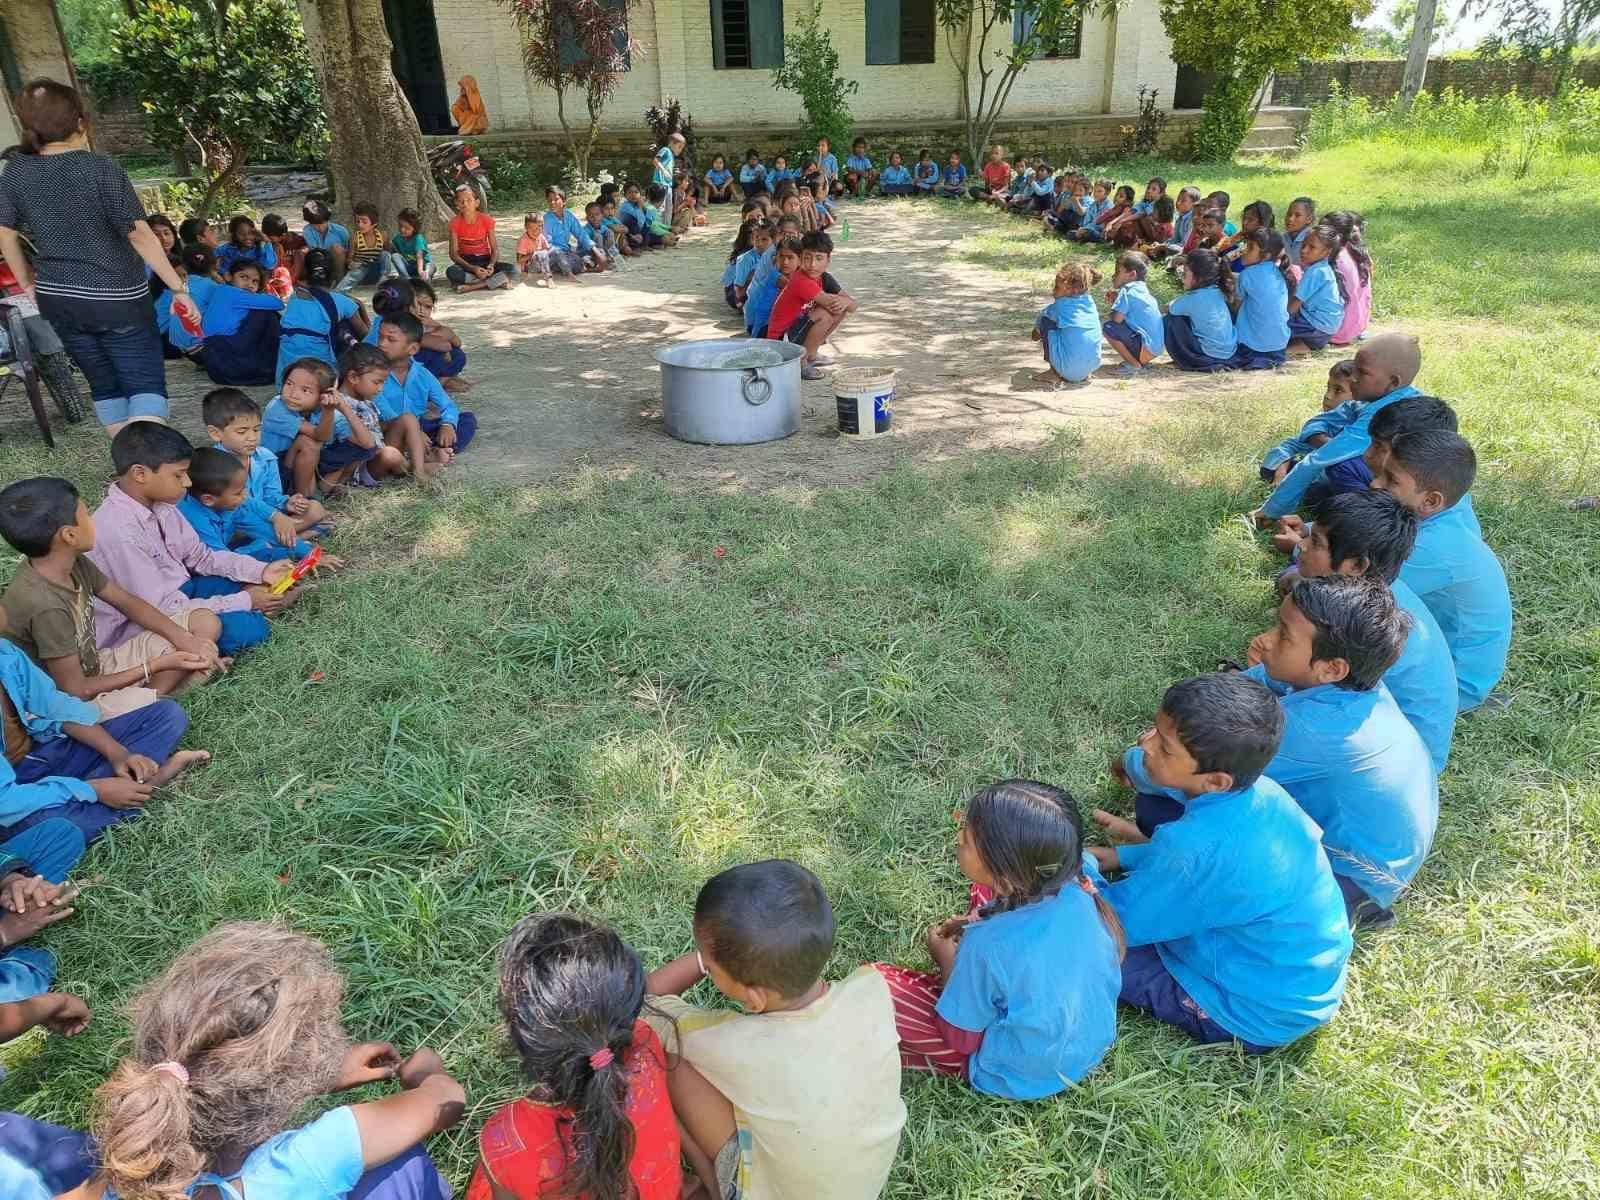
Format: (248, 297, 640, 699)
(2, 558, 108, 677)
(1, 686, 32, 764)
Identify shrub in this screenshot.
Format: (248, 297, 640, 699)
(771, 1, 858, 151)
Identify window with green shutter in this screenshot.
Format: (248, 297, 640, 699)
(711, 0, 785, 69)
(866, 0, 936, 65)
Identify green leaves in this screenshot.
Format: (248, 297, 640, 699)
(771, 1, 860, 151)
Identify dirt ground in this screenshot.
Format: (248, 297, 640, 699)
(140, 201, 1332, 495)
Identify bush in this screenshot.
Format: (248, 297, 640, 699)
(771, 1, 858, 151)
(485, 154, 540, 199)
(1188, 75, 1258, 161)
(1306, 82, 1600, 156)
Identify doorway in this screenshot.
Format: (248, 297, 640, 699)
(381, 0, 453, 134)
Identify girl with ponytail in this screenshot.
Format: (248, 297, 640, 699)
(1286, 224, 1347, 354)
(468, 913, 681, 1200)
(873, 780, 1124, 1101)
(1318, 210, 1374, 346)
(66, 921, 463, 1200)
(1163, 248, 1238, 372)
(1230, 228, 1296, 371)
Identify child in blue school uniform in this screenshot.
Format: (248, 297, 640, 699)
(730, 220, 773, 310)
(377, 313, 477, 472)
(1102, 250, 1164, 374)
(768, 152, 796, 186)
(721, 212, 761, 308)
(1230, 228, 1294, 370)
(1239, 575, 1439, 928)
(703, 154, 735, 203)
(1284, 196, 1316, 265)
(1074, 183, 1133, 242)
(1288, 489, 1459, 775)
(204, 387, 330, 536)
(738, 148, 769, 197)
(871, 779, 1123, 1098)
(178, 448, 318, 566)
(1261, 359, 1359, 484)
(1044, 173, 1084, 235)
(1287, 225, 1345, 351)
(878, 151, 913, 196)
(8, 922, 466, 1200)
(913, 148, 940, 195)
(199, 260, 285, 387)
(301, 198, 352, 280)
(1252, 333, 1423, 521)
(1032, 261, 1103, 386)
(1373, 430, 1512, 711)
(213, 215, 278, 278)
(742, 216, 802, 336)
(1091, 672, 1354, 1051)
(844, 138, 877, 197)
(1162, 249, 1237, 372)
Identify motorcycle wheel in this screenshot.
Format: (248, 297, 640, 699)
(37, 352, 87, 423)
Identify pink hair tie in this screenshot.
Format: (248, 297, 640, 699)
(1077, 875, 1100, 898)
(153, 1061, 189, 1085)
(588, 1047, 614, 1070)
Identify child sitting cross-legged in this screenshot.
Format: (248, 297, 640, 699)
(1284, 489, 1458, 775)
(1032, 261, 1103, 387)
(466, 913, 682, 1200)
(0, 597, 201, 850)
(646, 860, 906, 1200)
(1238, 575, 1439, 929)
(1373, 430, 1512, 711)
(938, 151, 969, 198)
(1260, 359, 1359, 485)
(177, 448, 338, 571)
(378, 313, 477, 474)
(199, 259, 285, 387)
(872, 780, 1123, 1098)
(599, 196, 635, 258)
(31, 921, 466, 1200)
(390, 206, 433, 281)
(206, 386, 329, 536)
(1229, 228, 1295, 371)
(913, 148, 940, 195)
(766, 230, 856, 379)
(318, 344, 411, 489)
(1091, 672, 1354, 1051)
(90, 424, 294, 658)
(1102, 250, 1164, 376)
(447, 185, 516, 292)
(543, 185, 606, 279)
(878, 150, 913, 196)
(0, 477, 223, 721)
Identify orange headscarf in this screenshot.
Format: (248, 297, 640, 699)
(452, 75, 489, 135)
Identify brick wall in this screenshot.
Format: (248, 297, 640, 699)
(1273, 56, 1600, 106)
(429, 0, 1178, 133)
(88, 96, 158, 156)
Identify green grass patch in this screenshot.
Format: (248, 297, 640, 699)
(2, 137, 1599, 1198)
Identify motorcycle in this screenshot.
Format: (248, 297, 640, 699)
(429, 140, 490, 210)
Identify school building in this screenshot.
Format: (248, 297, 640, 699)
(389, 0, 1183, 143)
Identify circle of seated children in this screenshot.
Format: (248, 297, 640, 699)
(1, 184, 1509, 1199)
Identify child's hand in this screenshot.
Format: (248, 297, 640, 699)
(312, 553, 346, 572)
(42, 992, 92, 1036)
(91, 776, 154, 810)
(262, 559, 295, 586)
(271, 512, 298, 547)
(932, 914, 972, 942)
(285, 493, 312, 516)
(171, 634, 225, 670)
(396, 1048, 447, 1089)
(1030, 328, 1041, 342)
(247, 584, 294, 614)
(154, 649, 217, 678)
(1246, 632, 1270, 667)
(1275, 566, 1301, 597)
(1246, 507, 1273, 530)
(335, 1041, 402, 1089)
(113, 751, 162, 784)
(1088, 845, 1121, 873)
(436, 423, 458, 450)
(1, 871, 69, 914)
(320, 388, 339, 411)
(1093, 808, 1147, 845)
(1272, 462, 1291, 484)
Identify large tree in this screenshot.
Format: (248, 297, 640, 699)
(295, 0, 451, 234)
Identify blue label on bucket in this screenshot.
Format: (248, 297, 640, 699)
(838, 389, 894, 435)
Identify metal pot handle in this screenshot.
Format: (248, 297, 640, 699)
(742, 369, 772, 406)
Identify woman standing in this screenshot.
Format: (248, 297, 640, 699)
(0, 79, 197, 433)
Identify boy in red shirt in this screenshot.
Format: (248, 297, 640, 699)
(765, 231, 857, 380)
(972, 143, 1012, 204)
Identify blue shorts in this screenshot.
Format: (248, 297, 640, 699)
(318, 438, 378, 474)
(1102, 319, 1144, 357)
(1288, 312, 1334, 349)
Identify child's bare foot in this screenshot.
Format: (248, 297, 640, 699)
(0, 901, 74, 946)
(1031, 367, 1064, 385)
(151, 749, 211, 787)
(440, 376, 472, 394)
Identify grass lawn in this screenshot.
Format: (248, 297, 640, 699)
(2, 133, 1598, 1199)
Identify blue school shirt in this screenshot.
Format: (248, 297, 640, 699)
(0, 1151, 50, 1200)
(1080, 197, 1109, 226)
(155, 287, 200, 351)
(814, 152, 839, 179)
(1242, 666, 1438, 909)
(1234, 260, 1290, 352)
(1028, 177, 1054, 198)
(1285, 226, 1310, 265)
(1263, 385, 1423, 518)
(936, 863, 1121, 1099)
(845, 154, 873, 173)
(1168, 285, 1237, 360)
(1398, 499, 1512, 710)
(744, 247, 782, 334)
(720, 256, 740, 287)
(1111, 280, 1164, 357)
(178, 494, 310, 563)
(0, 640, 99, 825)
(914, 161, 940, 187)
(880, 164, 911, 186)
(1037, 293, 1102, 382)
(200, 284, 284, 337)
(260, 395, 305, 455)
(215, 241, 279, 276)
(1169, 207, 1194, 248)
(1296, 258, 1345, 333)
(1132, 199, 1154, 215)
(1388, 577, 1460, 774)
(302, 222, 351, 252)
(941, 163, 968, 187)
(276, 289, 360, 383)
(706, 167, 733, 186)
(1262, 400, 1367, 472)
(544, 209, 593, 254)
(732, 247, 762, 289)
(219, 444, 293, 513)
(379, 361, 461, 428)
(739, 163, 767, 185)
(652, 145, 674, 189)
(1108, 757, 1353, 1047)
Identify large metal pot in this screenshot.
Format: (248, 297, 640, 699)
(654, 339, 803, 445)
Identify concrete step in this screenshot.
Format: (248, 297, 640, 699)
(1242, 124, 1303, 149)
(1237, 144, 1302, 159)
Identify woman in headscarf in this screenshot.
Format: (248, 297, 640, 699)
(452, 75, 490, 135)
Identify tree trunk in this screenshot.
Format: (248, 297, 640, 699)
(1399, 0, 1437, 107)
(295, 0, 453, 237)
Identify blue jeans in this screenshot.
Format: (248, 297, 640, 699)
(336, 253, 408, 291)
(51, 316, 168, 426)
(0, 820, 86, 1001)
(420, 413, 476, 453)
(5, 700, 189, 846)
(180, 576, 271, 655)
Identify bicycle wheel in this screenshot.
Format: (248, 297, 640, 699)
(37, 352, 86, 423)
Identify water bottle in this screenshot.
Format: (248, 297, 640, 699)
(840, 220, 851, 243)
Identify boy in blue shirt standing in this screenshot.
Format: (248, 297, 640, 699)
(1102, 251, 1164, 375)
(653, 132, 684, 228)
(1373, 430, 1512, 711)
(1092, 672, 1353, 1051)
(1241, 576, 1439, 928)
(1286, 489, 1458, 773)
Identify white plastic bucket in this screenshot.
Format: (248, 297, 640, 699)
(834, 367, 895, 441)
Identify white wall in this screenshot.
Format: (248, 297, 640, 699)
(429, 0, 1176, 131)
